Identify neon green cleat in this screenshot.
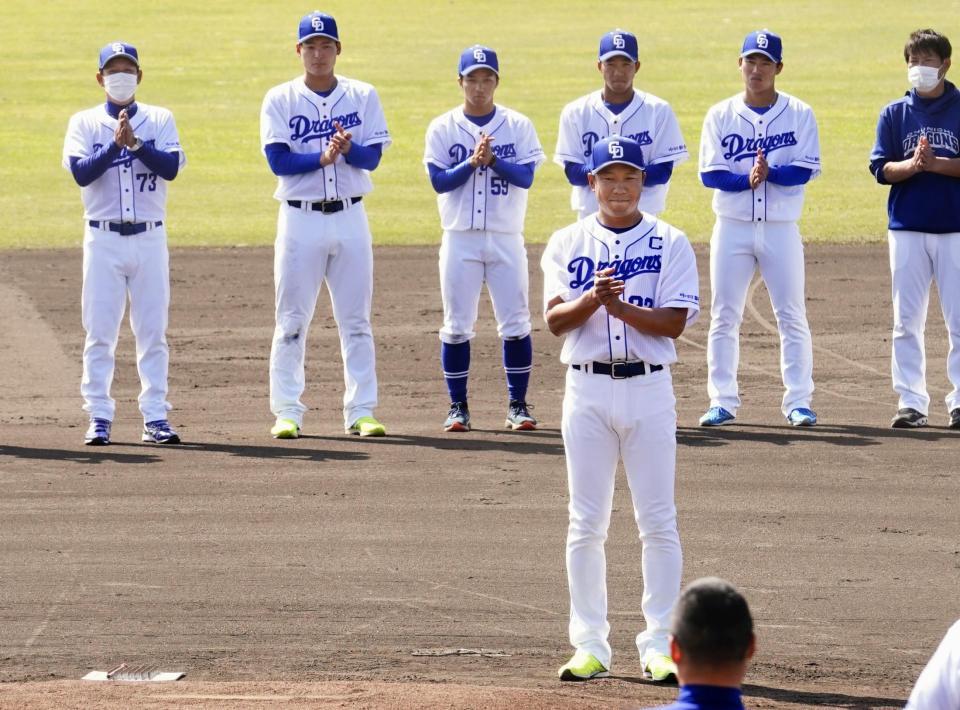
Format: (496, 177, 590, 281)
(271, 418, 300, 439)
(558, 649, 609, 681)
(347, 416, 386, 437)
(643, 653, 678, 683)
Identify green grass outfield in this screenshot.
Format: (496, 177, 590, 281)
(1, 0, 955, 249)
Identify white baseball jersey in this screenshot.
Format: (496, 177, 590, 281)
(423, 106, 544, 233)
(62, 103, 185, 221)
(905, 619, 960, 710)
(554, 90, 688, 215)
(699, 91, 820, 222)
(542, 213, 700, 365)
(260, 75, 391, 201)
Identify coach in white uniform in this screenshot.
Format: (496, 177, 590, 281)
(698, 30, 821, 428)
(261, 11, 391, 439)
(542, 136, 699, 683)
(423, 45, 545, 432)
(555, 29, 687, 220)
(63, 42, 185, 446)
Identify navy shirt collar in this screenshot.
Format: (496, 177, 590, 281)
(105, 100, 138, 119)
(677, 684, 745, 710)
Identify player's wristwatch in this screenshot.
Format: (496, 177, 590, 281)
(130, 137, 144, 152)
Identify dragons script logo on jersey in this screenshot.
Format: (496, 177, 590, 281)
(902, 127, 960, 155)
(581, 131, 651, 157)
(721, 131, 798, 161)
(289, 112, 363, 143)
(448, 142, 517, 163)
(567, 254, 662, 290)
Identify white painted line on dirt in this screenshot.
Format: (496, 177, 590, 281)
(418, 579, 560, 616)
(745, 275, 887, 378)
(679, 278, 890, 406)
(24, 586, 70, 648)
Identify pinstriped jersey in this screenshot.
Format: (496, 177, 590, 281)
(541, 214, 700, 366)
(62, 102, 185, 222)
(699, 91, 820, 222)
(423, 106, 544, 233)
(260, 75, 391, 201)
(554, 89, 688, 215)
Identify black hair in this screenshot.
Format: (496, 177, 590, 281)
(904, 29, 952, 62)
(672, 577, 754, 666)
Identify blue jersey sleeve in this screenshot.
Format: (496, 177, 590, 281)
(700, 169, 751, 192)
(134, 141, 180, 181)
(491, 159, 534, 189)
(767, 165, 812, 186)
(427, 160, 476, 194)
(69, 142, 123, 187)
(643, 161, 674, 187)
(344, 142, 383, 171)
(264, 142, 322, 176)
(563, 161, 590, 187)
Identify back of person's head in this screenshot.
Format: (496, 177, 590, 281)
(672, 577, 754, 668)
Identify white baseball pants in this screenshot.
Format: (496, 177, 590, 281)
(889, 230, 960, 414)
(561, 365, 682, 670)
(706, 217, 814, 417)
(270, 201, 378, 429)
(438, 230, 531, 344)
(81, 223, 171, 423)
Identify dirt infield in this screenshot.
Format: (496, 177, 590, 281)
(1, 244, 957, 709)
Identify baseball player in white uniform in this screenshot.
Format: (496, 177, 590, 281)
(261, 11, 390, 439)
(542, 136, 700, 683)
(698, 30, 821, 428)
(63, 42, 186, 446)
(905, 618, 960, 709)
(423, 45, 545, 432)
(555, 29, 688, 220)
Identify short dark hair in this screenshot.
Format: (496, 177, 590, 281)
(671, 577, 754, 666)
(904, 29, 952, 62)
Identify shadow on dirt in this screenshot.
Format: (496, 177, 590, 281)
(302, 431, 565, 456)
(0, 445, 161, 465)
(679, 423, 959, 448)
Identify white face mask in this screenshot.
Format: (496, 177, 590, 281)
(102, 72, 138, 102)
(908, 64, 942, 92)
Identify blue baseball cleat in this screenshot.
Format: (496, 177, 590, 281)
(142, 419, 181, 444)
(786, 407, 817, 427)
(699, 406, 735, 427)
(84, 418, 112, 446)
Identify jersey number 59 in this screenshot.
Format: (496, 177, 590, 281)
(490, 177, 509, 195)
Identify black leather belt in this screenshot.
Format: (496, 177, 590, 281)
(572, 361, 664, 379)
(287, 196, 362, 214)
(88, 220, 163, 235)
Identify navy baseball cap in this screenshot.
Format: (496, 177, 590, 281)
(740, 29, 782, 63)
(98, 42, 139, 70)
(459, 45, 499, 76)
(599, 29, 638, 62)
(590, 136, 646, 173)
(299, 11, 339, 43)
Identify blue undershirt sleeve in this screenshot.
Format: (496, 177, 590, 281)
(700, 169, 751, 192)
(563, 161, 590, 187)
(427, 160, 476, 194)
(135, 143, 180, 181)
(491, 159, 535, 189)
(264, 142, 322, 176)
(767, 165, 812, 187)
(344, 142, 383, 171)
(642, 161, 674, 187)
(68, 142, 123, 187)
